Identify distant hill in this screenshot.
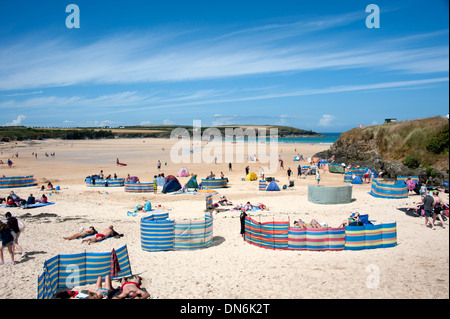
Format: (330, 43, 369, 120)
(0, 124, 322, 141)
(315, 116, 449, 184)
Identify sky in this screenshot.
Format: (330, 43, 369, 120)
(0, 0, 448, 132)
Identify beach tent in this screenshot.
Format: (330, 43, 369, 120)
(352, 176, 363, 184)
(266, 181, 280, 191)
(162, 176, 182, 193)
(293, 156, 300, 161)
(186, 174, 198, 189)
(246, 172, 258, 181)
(176, 167, 190, 177)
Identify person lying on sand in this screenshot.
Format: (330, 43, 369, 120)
(309, 219, 322, 229)
(218, 195, 233, 206)
(112, 275, 150, 299)
(338, 212, 360, 228)
(293, 219, 308, 229)
(88, 275, 114, 299)
(81, 226, 122, 245)
(63, 226, 97, 240)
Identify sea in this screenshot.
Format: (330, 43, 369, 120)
(277, 132, 341, 145)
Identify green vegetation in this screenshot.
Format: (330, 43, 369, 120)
(0, 124, 322, 141)
(0, 126, 114, 142)
(339, 116, 449, 171)
(404, 154, 421, 169)
(426, 125, 449, 154)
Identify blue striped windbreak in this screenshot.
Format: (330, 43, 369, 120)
(37, 245, 132, 299)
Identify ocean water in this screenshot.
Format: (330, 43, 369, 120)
(277, 132, 341, 144)
(224, 132, 341, 145)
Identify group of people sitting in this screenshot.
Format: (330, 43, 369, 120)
(205, 171, 227, 180)
(292, 213, 363, 229)
(40, 182, 54, 191)
(1, 191, 48, 207)
(293, 218, 325, 229)
(63, 225, 123, 244)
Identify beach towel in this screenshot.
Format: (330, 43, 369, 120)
(1, 201, 55, 209)
(110, 248, 121, 277)
(22, 202, 55, 209)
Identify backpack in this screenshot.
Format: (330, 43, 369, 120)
(18, 218, 26, 232)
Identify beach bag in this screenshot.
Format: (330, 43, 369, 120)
(144, 201, 152, 211)
(18, 218, 26, 233)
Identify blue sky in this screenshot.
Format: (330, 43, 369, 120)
(0, 0, 448, 132)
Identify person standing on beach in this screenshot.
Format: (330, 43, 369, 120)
(245, 166, 249, 176)
(157, 160, 161, 170)
(432, 191, 446, 228)
(297, 165, 302, 179)
(228, 162, 232, 171)
(316, 170, 321, 185)
(287, 168, 292, 181)
(5, 212, 25, 258)
(0, 221, 15, 265)
(422, 190, 435, 229)
(240, 210, 248, 235)
(153, 175, 157, 194)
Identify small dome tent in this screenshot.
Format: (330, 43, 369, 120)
(162, 175, 182, 193)
(186, 174, 198, 189)
(266, 181, 280, 191)
(176, 167, 190, 177)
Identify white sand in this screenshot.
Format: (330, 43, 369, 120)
(0, 138, 448, 299)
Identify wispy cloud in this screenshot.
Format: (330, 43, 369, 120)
(0, 16, 447, 91)
(3, 90, 43, 97)
(1, 77, 447, 118)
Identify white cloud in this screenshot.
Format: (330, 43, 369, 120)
(140, 121, 152, 125)
(3, 90, 43, 97)
(318, 114, 335, 127)
(85, 120, 120, 127)
(163, 119, 174, 125)
(276, 114, 290, 125)
(0, 20, 447, 91)
(4, 115, 26, 126)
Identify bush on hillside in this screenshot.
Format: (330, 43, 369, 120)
(426, 125, 449, 154)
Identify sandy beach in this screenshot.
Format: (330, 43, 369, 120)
(0, 137, 448, 299)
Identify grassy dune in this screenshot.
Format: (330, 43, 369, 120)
(340, 116, 449, 171)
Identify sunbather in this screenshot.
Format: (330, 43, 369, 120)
(81, 226, 121, 244)
(338, 212, 360, 227)
(112, 275, 150, 299)
(63, 226, 97, 240)
(294, 219, 308, 229)
(88, 275, 114, 299)
(310, 219, 322, 229)
(218, 195, 233, 206)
